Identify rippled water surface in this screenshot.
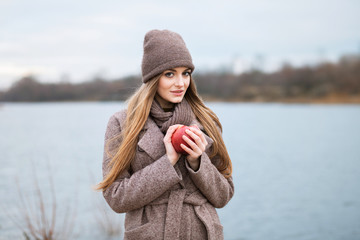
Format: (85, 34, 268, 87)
(0, 102, 359, 240)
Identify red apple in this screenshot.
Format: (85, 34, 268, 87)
(171, 125, 195, 155)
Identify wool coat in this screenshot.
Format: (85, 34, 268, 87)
(102, 109, 234, 240)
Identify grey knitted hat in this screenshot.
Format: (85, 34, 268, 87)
(141, 29, 195, 83)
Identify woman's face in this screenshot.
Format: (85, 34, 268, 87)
(156, 67, 191, 108)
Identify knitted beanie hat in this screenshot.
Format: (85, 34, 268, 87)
(141, 29, 195, 83)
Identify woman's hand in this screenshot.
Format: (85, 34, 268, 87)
(181, 125, 208, 170)
(164, 124, 182, 166)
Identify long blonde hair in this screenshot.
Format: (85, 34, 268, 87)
(95, 74, 232, 191)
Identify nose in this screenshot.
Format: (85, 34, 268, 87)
(174, 74, 185, 87)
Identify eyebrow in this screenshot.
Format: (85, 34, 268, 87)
(166, 68, 192, 72)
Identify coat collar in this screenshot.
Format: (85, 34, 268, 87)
(138, 116, 166, 160)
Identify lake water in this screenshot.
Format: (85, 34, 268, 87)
(0, 102, 359, 240)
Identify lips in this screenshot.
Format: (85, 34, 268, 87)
(170, 90, 184, 96)
(170, 90, 184, 93)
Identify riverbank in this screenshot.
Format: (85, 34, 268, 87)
(202, 93, 360, 104)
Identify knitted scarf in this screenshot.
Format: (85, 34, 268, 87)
(150, 98, 194, 133)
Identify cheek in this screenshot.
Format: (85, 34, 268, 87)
(157, 78, 171, 96)
(158, 77, 166, 89)
(159, 76, 173, 88)
(157, 88, 168, 99)
(184, 78, 190, 90)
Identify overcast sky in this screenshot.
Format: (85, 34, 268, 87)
(0, 0, 359, 89)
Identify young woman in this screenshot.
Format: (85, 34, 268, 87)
(96, 29, 234, 240)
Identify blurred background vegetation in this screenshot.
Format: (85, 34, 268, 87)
(1, 54, 359, 103)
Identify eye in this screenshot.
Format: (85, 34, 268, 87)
(164, 72, 174, 78)
(183, 71, 191, 77)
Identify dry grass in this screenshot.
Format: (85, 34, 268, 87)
(93, 196, 123, 238)
(2, 162, 77, 240)
(89, 170, 123, 238)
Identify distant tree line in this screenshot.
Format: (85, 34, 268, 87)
(0, 54, 359, 103)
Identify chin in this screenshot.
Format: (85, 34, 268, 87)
(169, 96, 184, 103)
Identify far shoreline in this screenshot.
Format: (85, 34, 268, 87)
(201, 93, 360, 105)
(1, 95, 360, 105)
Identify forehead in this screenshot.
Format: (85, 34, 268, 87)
(164, 67, 191, 72)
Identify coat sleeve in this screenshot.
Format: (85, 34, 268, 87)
(185, 132, 234, 208)
(101, 114, 182, 213)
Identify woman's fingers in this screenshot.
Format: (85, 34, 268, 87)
(182, 135, 201, 152)
(180, 126, 209, 164)
(185, 128, 208, 149)
(168, 124, 182, 135)
(164, 124, 182, 143)
(180, 143, 193, 154)
(181, 136, 201, 163)
(190, 127, 208, 144)
(164, 124, 182, 165)
(190, 124, 200, 130)
(165, 124, 209, 164)
(182, 134, 205, 162)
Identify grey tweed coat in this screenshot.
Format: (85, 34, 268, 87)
(102, 109, 234, 240)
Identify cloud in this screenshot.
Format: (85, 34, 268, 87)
(0, 63, 59, 89)
(0, 0, 359, 90)
(0, 63, 56, 75)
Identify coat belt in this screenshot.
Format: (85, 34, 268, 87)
(149, 189, 215, 240)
